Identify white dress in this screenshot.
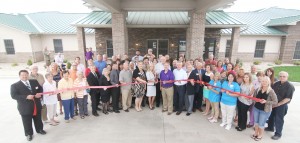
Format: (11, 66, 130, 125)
(146, 71, 156, 97)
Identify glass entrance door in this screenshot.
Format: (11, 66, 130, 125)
(147, 39, 169, 57)
(203, 38, 216, 60)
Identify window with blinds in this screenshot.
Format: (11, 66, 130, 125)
(254, 40, 266, 58)
(4, 39, 15, 55)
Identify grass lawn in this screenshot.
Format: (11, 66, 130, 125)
(273, 66, 300, 82)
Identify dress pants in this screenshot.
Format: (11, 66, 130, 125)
(41, 104, 48, 121)
(161, 87, 174, 113)
(237, 100, 250, 129)
(267, 104, 288, 137)
(193, 88, 203, 109)
(90, 93, 100, 113)
(111, 87, 120, 111)
(21, 112, 43, 136)
(221, 102, 236, 128)
(155, 79, 162, 106)
(121, 89, 132, 110)
(174, 85, 186, 112)
(185, 94, 194, 113)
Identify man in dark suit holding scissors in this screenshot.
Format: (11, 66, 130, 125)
(87, 65, 101, 116)
(192, 62, 205, 112)
(10, 70, 46, 141)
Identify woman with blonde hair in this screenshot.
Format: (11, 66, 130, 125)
(73, 71, 89, 119)
(252, 76, 278, 141)
(132, 61, 147, 112)
(146, 63, 157, 110)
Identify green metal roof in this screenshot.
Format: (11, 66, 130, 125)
(265, 15, 300, 26)
(0, 12, 93, 34)
(0, 13, 39, 33)
(222, 7, 300, 35)
(74, 11, 245, 28)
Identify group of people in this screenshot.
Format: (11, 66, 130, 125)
(11, 48, 295, 142)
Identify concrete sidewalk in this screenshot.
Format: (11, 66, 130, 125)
(1, 77, 300, 143)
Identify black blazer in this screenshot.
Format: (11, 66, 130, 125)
(99, 76, 111, 97)
(10, 79, 43, 115)
(186, 71, 197, 95)
(87, 72, 101, 95)
(192, 69, 205, 92)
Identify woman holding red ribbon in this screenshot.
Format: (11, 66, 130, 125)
(208, 72, 221, 123)
(202, 64, 213, 116)
(220, 73, 240, 130)
(132, 61, 147, 112)
(236, 73, 254, 131)
(252, 76, 278, 141)
(99, 68, 112, 115)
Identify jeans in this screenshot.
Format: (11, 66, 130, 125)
(267, 104, 288, 137)
(185, 94, 194, 113)
(253, 107, 271, 129)
(77, 95, 88, 116)
(62, 98, 75, 120)
(174, 85, 186, 112)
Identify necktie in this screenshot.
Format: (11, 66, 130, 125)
(93, 73, 98, 78)
(25, 81, 32, 91)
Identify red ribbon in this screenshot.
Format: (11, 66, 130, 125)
(41, 79, 262, 102)
(33, 99, 37, 116)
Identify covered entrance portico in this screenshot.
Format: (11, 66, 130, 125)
(76, 0, 245, 62)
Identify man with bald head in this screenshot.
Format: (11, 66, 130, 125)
(191, 61, 205, 112)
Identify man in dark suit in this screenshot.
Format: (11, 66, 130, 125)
(10, 70, 46, 141)
(87, 65, 101, 116)
(192, 62, 205, 112)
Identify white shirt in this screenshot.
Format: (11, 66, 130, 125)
(21, 80, 31, 88)
(146, 71, 155, 86)
(155, 62, 170, 77)
(77, 63, 85, 73)
(43, 80, 58, 105)
(54, 55, 64, 65)
(131, 55, 144, 61)
(173, 68, 188, 85)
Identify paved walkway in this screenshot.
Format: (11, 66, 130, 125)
(1, 77, 300, 143)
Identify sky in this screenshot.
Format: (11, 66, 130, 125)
(0, 0, 300, 14)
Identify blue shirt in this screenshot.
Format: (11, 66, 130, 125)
(208, 80, 221, 102)
(222, 64, 227, 71)
(221, 81, 240, 106)
(160, 70, 174, 88)
(94, 60, 107, 75)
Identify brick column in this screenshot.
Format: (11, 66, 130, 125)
(229, 27, 240, 63)
(112, 12, 128, 56)
(187, 10, 206, 59)
(76, 27, 87, 67)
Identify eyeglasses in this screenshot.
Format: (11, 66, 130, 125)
(279, 76, 286, 78)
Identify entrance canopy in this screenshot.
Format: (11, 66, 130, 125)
(84, 0, 236, 12)
(73, 11, 246, 28)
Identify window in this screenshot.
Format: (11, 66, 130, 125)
(225, 40, 231, 58)
(4, 39, 15, 54)
(106, 40, 113, 57)
(254, 40, 266, 58)
(53, 39, 63, 53)
(293, 41, 300, 59)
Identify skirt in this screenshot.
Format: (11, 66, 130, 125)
(146, 85, 156, 97)
(203, 86, 210, 99)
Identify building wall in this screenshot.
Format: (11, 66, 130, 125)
(41, 34, 95, 62)
(30, 35, 44, 62)
(275, 22, 300, 63)
(219, 35, 281, 62)
(0, 25, 33, 63)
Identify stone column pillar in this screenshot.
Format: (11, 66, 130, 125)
(112, 11, 128, 56)
(229, 27, 240, 63)
(76, 27, 87, 67)
(187, 10, 206, 60)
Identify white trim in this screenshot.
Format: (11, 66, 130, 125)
(24, 15, 44, 33)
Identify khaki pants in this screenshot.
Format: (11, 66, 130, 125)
(121, 89, 132, 110)
(161, 87, 174, 113)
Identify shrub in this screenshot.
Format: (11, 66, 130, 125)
(63, 59, 68, 63)
(11, 63, 18, 67)
(253, 60, 261, 65)
(274, 59, 282, 65)
(294, 61, 300, 66)
(236, 58, 243, 67)
(27, 59, 33, 66)
(67, 62, 72, 69)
